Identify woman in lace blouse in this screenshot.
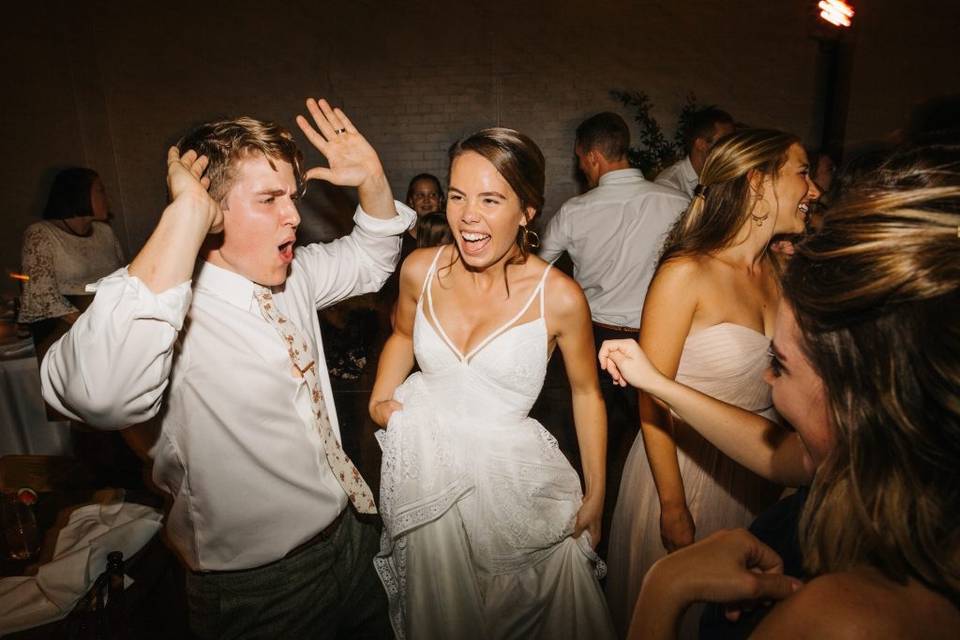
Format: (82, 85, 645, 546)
(19, 168, 125, 355)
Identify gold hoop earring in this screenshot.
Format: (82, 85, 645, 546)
(750, 196, 770, 228)
(523, 227, 540, 249)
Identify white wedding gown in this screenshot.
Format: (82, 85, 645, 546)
(605, 323, 783, 638)
(375, 248, 615, 640)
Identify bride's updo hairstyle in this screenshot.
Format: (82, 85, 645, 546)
(448, 127, 546, 260)
(785, 144, 960, 603)
(659, 128, 800, 265)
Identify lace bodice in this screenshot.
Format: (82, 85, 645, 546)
(18, 220, 125, 323)
(412, 248, 552, 420)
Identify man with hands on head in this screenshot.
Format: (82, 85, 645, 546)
(41, 98, 415, 639)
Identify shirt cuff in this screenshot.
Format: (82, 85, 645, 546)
(88, 268, 193, 331)
(353, 200, 417, 236)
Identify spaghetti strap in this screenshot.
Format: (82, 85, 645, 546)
(424, 258, 554, 363)
(462, 262, 553, 361)
(419, 246, 446, 300)
(424, 248, 465, 361)
(538, 262, 552, 318)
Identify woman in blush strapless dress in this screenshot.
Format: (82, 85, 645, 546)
(605, 129, 822, 638)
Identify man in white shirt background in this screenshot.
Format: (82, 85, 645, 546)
(655, 107, 735, 198)
(41, 98, 415, 639)
(539, 112, 689, 553)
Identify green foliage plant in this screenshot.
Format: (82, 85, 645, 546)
(610, 90, 701, 179)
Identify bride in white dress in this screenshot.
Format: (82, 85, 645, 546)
(369, 128, 615, 640)
(604, 129, 822, 637)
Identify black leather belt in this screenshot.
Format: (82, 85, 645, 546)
(284, 509, 346, 559)
(593, 321, 638, 333)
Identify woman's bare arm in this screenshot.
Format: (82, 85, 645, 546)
(368, 249, 431, 427)
(638, 259, 699, 552)
(600, 339, 813, 486)
(547, 269, 607, 546)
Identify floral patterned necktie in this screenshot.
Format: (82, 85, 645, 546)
(254, 286, 377, 514)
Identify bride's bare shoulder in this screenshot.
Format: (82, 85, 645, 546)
(400, 245, 453, 290)
(541, 266, 589, 322)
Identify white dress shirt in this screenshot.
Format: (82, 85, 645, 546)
(42, 203, 416, 571)
(654, 156, 698, 199)
(540, 169, 689, 329)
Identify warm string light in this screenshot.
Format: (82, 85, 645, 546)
(818, 0, 854, 28)
(9, 273, 29, 282)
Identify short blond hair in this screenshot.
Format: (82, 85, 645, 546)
(176, 116, 303, 202)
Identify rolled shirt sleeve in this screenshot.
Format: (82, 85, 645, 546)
(40, 201, 415, 428)
(41, 268, 192, 429)
(295, 200, 416, 309)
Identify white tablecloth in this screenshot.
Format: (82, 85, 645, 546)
(0, 338, 72, 457)
(0, 496, 163, 635)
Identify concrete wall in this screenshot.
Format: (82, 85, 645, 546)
(2, 0, 958, 297)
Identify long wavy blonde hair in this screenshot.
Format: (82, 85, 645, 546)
(659, 129, 800, 265)
(784, 145, 960, 603)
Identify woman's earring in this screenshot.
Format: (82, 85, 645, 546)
(750, 193, 769, 227)
(523, 227, 541, 249)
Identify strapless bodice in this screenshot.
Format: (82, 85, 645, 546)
(675, 323, 774, 415)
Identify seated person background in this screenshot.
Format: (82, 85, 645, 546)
(19, 167, 125, 359)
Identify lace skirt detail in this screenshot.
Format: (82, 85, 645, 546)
(375, 373, 613, 639)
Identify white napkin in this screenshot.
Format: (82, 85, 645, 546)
(0, 498, 162, 636)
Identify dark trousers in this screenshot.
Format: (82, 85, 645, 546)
(186, 509, 391, 640)
(593, 324, 641, 560)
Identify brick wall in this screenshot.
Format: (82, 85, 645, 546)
(2, 0, 958, 294)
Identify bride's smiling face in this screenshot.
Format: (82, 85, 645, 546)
(446, 151, 534, 270)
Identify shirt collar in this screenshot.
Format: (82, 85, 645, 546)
(194, 260, 261, 312)
(680, 157, 698, 186)
(598, 168, 645, 186)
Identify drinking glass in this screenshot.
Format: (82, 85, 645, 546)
(2, 493, 39, 560)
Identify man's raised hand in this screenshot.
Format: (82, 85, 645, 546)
(166, 146, 223, 233)
(129, 148, 224, 292)
(295, 98, 386, 189)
